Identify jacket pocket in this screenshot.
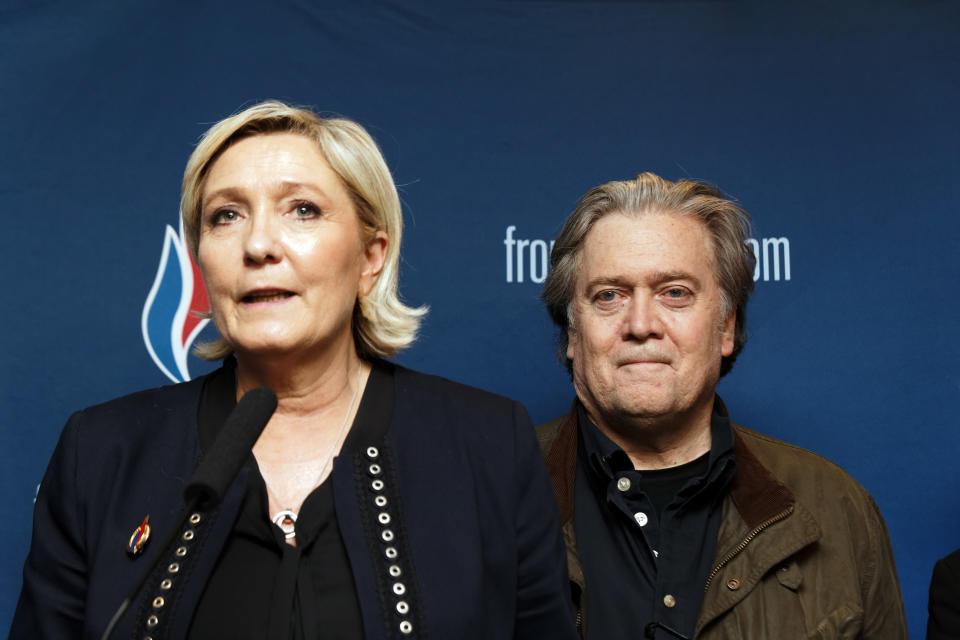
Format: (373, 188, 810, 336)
(808, 603, 863, 640)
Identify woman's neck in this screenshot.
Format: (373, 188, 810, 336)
(234, 340, 363, 418)
(240, 344, 371, 471)
(237, 343, 371, 539)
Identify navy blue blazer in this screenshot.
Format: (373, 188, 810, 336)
(11, 363, 577, 639)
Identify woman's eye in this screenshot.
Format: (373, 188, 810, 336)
(292, 202, 320, 219)
(211, 209, 238, 225)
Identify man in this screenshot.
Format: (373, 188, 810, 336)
(537, 172, 906, 639)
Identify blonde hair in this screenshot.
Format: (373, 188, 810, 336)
(542, 172, 755, 377)
(181, 100, 426, 360)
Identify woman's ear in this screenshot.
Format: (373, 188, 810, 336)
(359, 230, 388, 296)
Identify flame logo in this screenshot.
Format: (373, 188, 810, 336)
(141, 221, 211, 382)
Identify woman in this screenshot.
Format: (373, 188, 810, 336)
(12, 102, 576, 639)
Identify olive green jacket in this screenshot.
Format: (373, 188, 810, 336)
(536, 402, 907, 639)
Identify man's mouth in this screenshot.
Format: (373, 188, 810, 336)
(619, 352, 671, 367)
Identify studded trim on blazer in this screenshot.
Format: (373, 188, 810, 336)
(356, 444, 428, 639)
(132, 506, 216, 640)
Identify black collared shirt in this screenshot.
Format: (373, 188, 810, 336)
(187, 358, 394, 640)
(574, 400, 737, 640)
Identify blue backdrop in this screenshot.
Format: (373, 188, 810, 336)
(2, 2, 958, 637)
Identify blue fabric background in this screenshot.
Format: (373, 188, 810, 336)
(2, 2, 957, 637)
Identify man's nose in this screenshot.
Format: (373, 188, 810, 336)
(622, 296, 664, 340)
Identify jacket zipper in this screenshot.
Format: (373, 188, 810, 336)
(703, 504, 794, 592)
(576, 607, 583, 635)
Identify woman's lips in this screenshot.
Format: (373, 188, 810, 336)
(241, 289, 295, 304)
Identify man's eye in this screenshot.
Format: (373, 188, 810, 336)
(596, 290, 619, 303)
(662, 287, 691, 302)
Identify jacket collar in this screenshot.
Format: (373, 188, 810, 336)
(541, 397, 796, 529)
(542, 399, 579, 524)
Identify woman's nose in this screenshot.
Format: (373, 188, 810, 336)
(243, 210, 283, 264)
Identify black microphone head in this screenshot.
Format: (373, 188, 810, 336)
(184, 387, 277, 507)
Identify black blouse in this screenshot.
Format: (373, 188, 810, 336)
(188, 359, 395, 639)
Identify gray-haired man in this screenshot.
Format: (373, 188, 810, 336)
(537, 172, 906, 639)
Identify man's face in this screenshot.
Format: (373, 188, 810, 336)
(567, 211, 735, 429)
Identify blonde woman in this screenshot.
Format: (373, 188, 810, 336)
(12, 102, 576, 640)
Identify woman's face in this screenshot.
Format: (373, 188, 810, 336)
(197, 133, 387, 360)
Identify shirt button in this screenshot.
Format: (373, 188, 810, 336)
(663, 594, 676, 608)
(634, 511, 648, 527)
(726, 578, 741, 590)
(616, 477, 631, 492)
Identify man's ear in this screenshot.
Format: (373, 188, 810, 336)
(566, 307, 580, 361)
(720, 310, 736, 357)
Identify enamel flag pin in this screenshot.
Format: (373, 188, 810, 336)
(127, 515, 151, 556)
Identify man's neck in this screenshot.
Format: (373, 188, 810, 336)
(583, 399, 715, 471)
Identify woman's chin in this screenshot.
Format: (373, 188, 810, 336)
(230, 334, 347, 363)
(230, 339, 303, 360)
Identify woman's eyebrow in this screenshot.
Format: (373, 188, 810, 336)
(203, 186, 245, 204)
(203, 181, 330, 206)
(272, 179, 327, 198)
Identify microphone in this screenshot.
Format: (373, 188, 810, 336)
(184, 386, 278, 506)
(100, 387, 277, 640)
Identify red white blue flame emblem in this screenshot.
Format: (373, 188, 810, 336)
(141, 221, 210, 383)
